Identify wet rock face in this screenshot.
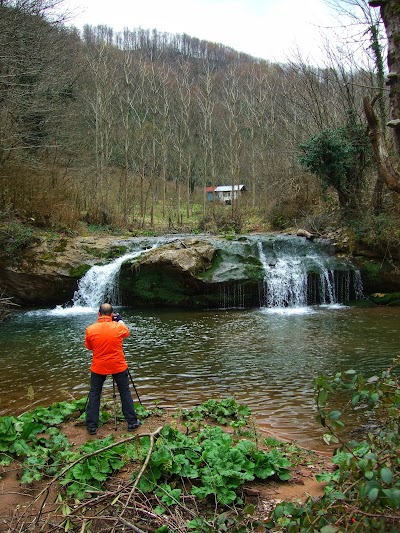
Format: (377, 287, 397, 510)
(0, 236, 264, 308)
(2, 232, 400, 309)
(0, 269, 76, 306)
(119, 238, 263, 308)
(138, 239, 216, 274)
(0, 235, 126, 306)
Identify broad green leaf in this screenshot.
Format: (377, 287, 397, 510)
(0, 453, 13, 466)
(21, 468, 42, 484)
(323, 434, 338, 445)
(380, 467, 393, 484)
(243, 503, 255, 515)
(369, 392, 379, 404)
(327, 490, 346, 500)
(351, 393, 360, 405)
(382, 488, 400, 509)
(368, 487, 379, 502)
(318, 390, 328, 407)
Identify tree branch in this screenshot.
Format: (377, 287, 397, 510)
(363, 95, 400, 193)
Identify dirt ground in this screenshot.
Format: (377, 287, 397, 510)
(0, 412, 333, 532)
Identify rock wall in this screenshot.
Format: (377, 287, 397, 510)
(1, 232, 400, 308)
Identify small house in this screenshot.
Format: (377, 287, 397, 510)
(214, 185, 246, 205)
(205, 186, 216, 201)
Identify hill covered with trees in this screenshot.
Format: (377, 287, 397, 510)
(0, 0, 399, 251)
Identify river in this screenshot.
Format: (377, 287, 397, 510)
(1, 304, 398, 451)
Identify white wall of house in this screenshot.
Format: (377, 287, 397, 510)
(214, 185, 245, 203)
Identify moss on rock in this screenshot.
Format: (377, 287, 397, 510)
(69, 264, 92, 279)
(369, 292, 400, 306)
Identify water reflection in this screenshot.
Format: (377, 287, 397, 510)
(1, 306, 398, 450)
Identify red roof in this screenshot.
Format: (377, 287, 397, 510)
(205, 186, 216, 192)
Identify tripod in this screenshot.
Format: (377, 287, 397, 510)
(127, 368, 143, 406)
(82, 369, 143, 430)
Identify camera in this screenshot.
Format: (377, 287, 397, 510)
(112, 312, 122, 322)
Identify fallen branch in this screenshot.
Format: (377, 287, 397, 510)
(118, 426, 161, 516)
(14, 427, 164, 530)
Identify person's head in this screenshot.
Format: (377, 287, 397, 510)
(99, 303, 113, 316)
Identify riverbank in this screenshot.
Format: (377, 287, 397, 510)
(0, 398, 332, 532)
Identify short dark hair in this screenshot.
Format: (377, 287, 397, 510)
(99, 303, 113, 316)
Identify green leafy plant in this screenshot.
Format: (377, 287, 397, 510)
(179, 397, 251, 428)
(268, 358, 400, 531)
(0, 399, 87, 482)
(60, 435, 127, 499)
(136, 424, 291, 506)
(1, 397, 297, 531)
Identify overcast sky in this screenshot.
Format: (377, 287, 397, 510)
(64, 0, 340, 64)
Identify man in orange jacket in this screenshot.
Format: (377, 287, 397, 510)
(85, 302, 141, 435)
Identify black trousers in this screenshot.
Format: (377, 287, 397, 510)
(86, 369, 138, 430)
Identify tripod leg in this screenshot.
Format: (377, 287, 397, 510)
(127, 368, 143, 406)
(112, 378, 117, 431)
(82, 391, 90, 414)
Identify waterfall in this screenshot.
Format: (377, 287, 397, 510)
(257, 237, 363, 308)
(72, 247, 154, 309)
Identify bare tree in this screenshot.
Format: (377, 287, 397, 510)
(83, 25, 119, 212)
(172, 59, 195, 223)
(221, 64, 244, 218)
(196, 59, 217, 217)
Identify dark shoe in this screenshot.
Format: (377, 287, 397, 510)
(87, 427, 97, 435)
(127, 420, 142, 432)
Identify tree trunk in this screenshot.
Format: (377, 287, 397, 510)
(366, 0, 400, 192)
(363, 95, 400, 193)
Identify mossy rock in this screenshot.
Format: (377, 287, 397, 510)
(360, 260, 382, 281)
(198, 244, 263, 283)
(345, 298, 377, 308)
(105, 245, 128, 259)
(119, 262, 261, 309)
(69, 264, 92, 279)
(368, 292, 400, 306)
(119, 266, 200, 307)
(54, 239, 68, 253)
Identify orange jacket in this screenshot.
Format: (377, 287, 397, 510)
(85, 315, 130, 375)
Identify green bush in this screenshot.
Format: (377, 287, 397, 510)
(0, 222, 36, 256)
(268, 359, 400, 531)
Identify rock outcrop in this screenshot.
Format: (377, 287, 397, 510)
(0, 235, 129, 306)
(119, 238, 263, 308)
(1, 231, 400, 309)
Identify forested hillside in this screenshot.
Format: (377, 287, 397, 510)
(0, 0, 399, 244)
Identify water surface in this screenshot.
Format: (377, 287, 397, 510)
(1, 305, 398, 450)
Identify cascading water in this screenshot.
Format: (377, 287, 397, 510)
(257, 236, 363, 308)
(71, 244, 159, 309)
(57, 234, 363, 313)
(72, 251, 140, 308)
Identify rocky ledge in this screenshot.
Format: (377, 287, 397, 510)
(1, 232, 400, 308)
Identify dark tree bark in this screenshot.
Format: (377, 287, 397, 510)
(365, 0, 400, 192)
(379, 0, 400, 153)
